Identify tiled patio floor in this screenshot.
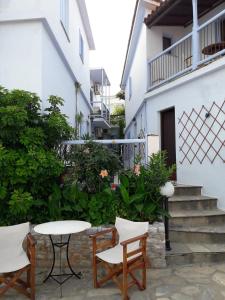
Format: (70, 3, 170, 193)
(4, 263, 225, 299)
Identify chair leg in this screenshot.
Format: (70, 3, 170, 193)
(93, 256, 99, 288)
(28, 264, 35, 300)
(142, 261, 146, 290)
(122, 261, 129, 300)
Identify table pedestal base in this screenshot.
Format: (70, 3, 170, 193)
(44, 234, 82, 285)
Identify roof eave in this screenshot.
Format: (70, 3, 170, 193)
(77, 0, 95, 50)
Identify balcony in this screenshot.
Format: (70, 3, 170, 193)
(90, 68, 111, 131)
(91, 101, 110, 129)
(147, 3, 225, 90)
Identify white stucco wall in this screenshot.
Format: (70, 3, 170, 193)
(0, 0, 92, 131)
(0, 21, 42, 95)
(125, 24, 148, 127)
(140, 57, 225, 209)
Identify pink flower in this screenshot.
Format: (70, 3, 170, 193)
(99, 169, 108, 178)
(134, 164, 141, 176)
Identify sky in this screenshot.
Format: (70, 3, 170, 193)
(86, 0, 136, 95)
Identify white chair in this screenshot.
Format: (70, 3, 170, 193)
(90, 217, 149, 300)
(0, 222, 35, 299)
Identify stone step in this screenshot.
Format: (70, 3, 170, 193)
(174, 185, 202, 196)
(170, 225, 225, 244)
(170, 209, 225, 227)
(166, 242, 225, 266)
(169, 196, 217, 211)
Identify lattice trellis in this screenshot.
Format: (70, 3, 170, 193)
(178, 100, 225, 164)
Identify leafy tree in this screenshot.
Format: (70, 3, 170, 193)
(0, 87, 73, 225)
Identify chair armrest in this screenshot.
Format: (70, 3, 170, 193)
(120, 233, 148, 246)
(90, 227, 117, 253)
(121, 233, 148, 262)
(89, 227, 116, 239)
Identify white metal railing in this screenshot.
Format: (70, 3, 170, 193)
(91, 100, 110, 124)
(63, 138, 147, 168)
(148, 8, 225, 90)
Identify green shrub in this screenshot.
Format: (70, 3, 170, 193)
(117, 152, 175, 223)
(64, 141, 121, 193)
(0, 87, 73, 225)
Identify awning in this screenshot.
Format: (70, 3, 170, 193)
(144, 0, 225, 27)
(90, 69, 111, 86)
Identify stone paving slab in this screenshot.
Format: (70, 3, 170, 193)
(3, 263, 225, 299)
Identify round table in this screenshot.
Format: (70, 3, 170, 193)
(202, 42, 225, 55)
(34, 221, 91, 286)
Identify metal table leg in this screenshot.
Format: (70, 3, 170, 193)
(43, 234, 82, 285)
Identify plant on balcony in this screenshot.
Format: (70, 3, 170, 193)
(0, 87, 73, 225)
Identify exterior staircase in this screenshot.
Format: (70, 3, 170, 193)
(166, 185, 225, 266)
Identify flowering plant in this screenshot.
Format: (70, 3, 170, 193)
(118, 151, 175, 223)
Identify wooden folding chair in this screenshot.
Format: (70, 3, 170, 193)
(0, 223, 36, 299)
(90, 217, 149, 300)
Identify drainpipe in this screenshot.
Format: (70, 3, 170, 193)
(75, 81, 81, 131)
(192, 0, 200, 70)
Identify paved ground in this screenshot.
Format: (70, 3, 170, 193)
(4, 263, 225, 299)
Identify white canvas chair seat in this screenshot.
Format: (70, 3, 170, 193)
(0, 251, 30, 273)
(96, 244, 141, 264)
(0, 222, 30, 273)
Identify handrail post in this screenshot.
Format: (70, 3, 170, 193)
(163, 196, 171, 251)
(192, 0, 200, 69)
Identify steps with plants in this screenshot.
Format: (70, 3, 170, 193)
(166, 184, 225, 266)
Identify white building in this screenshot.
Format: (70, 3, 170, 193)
(121, 0, 225, 208)
(0, 0, 95, 133)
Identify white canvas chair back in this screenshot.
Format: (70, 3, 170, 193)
(0, 222, 30, 273)
(115, 217, 149, 252)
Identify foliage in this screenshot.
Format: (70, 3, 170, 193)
(61, 182, 118, 226)
(0, 86, 73, 225)
(117, 152, 175, 223)
(110, 105, 125, 139)
(112, 105, 125, 116)
(115, 90, 125, 100)
(64, 141, 121, 193)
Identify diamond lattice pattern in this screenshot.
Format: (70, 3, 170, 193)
(178, 101, 225, 164)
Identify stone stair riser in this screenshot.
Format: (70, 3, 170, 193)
(166, 252, 225, 266)
(170, 215, 225, 227)
(170, 230, 225, 244)
(174, 186, 202, 196)
(169, 199, 217, 211)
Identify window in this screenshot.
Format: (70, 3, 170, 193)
(60, 0, 69, 38)
(128, 76, 132, 100)
(79, 31, 84, 63)
(163, 36, 172, 52)
(220, 19, 225, 41)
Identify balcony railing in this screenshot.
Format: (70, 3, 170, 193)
(148, 9, 225, 90)
(91, 101, 110, 124)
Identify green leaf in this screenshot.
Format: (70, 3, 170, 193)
(129, 193, 144, 204)
(119, 174, 129, 188)
(120, 185, 129, 204)
(135, 204, 144, 212)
